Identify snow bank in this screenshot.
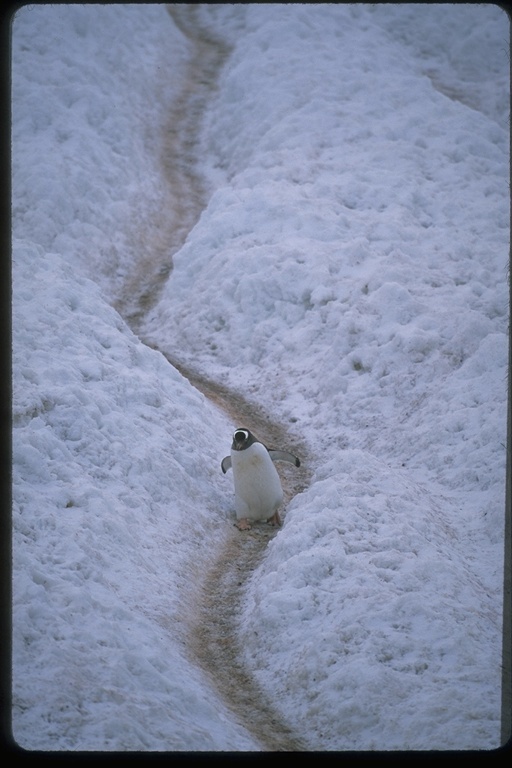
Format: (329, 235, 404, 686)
(12, 3, 187, 301)
(144, 4, 509, 750)
(13, 241, 258, 750)
(240, 451, 502, 750)
(12, 5, 257, 751)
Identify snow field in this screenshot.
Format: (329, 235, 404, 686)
(12, 1, 509, 752)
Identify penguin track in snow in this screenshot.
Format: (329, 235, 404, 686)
(167, 358, 312, 751)
(114, 5, 231, 333)
(115, 6, 313, 750)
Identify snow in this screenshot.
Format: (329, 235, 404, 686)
(12, 2, 509, 753)
(12, 4, 257, 751)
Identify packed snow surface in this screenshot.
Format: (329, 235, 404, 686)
(12, 3, 509, 751)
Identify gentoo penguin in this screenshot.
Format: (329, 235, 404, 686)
(221, 428, 300, 531)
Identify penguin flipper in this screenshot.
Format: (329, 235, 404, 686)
(221, 456, 232, 474)
(268, 450, 300, 468)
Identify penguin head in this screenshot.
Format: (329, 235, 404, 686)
(232, 428, 257, 451)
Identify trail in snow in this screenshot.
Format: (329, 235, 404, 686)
(117, 7, 313, 751)
(169, 359, 312, 751)
(114, 5, 230, 333)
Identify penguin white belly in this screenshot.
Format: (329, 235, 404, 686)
(231, 443, 283, 521)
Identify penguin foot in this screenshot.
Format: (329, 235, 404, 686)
(266, 512, 282, 527)
(235, 518, 252, 531)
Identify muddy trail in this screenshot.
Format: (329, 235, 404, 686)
(116, 6, 313, 751)
(114, 5, 230, 334)
(170, 358, 313, 751)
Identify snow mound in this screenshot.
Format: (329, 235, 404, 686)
(240, 450, 501, 750)
(11, 3, 187, 302)
(12, 240, 258, 750)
